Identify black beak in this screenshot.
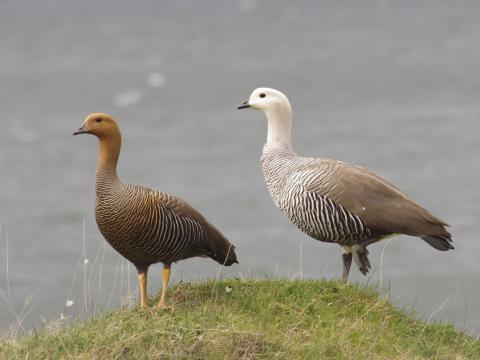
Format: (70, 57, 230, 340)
(73, 125, 89, 136)
(237, 100, 251, 110)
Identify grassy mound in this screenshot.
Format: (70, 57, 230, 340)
(1, 279, 478, 359)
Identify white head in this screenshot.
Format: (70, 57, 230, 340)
(237, 87, 291, 114)
(238, 87, 293, 150)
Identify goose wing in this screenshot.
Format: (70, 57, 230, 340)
(155, 191, 238, 265)
(302, 159, 450, 239)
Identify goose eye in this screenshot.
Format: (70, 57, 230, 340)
(259, 93, 266, 98)
(95, 118, 102, 123)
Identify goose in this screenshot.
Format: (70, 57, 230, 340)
(74, 113, 238, 307)
(237, 88, 452, 281)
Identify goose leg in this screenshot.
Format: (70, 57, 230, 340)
(157, 263, 171, 308)
(137, 270, 149, 308)
(341, 247, 353, 282)
(352, 245, 371, 276)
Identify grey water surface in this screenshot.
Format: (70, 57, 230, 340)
(1, 0, 479, 333)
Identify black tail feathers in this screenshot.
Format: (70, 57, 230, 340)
(422, 235, 454, 251)
(207, 236, 238, 266)
(215, 242, 238, 266)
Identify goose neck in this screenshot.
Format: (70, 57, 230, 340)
(265, 107, 293, 151)
(96, 134, 121, 178)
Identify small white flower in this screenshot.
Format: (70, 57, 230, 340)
(65, 299, 74, 307)
(84, 259, 89, 265)
(225, 286, 233, 293)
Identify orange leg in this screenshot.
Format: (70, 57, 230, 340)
(157, 264, 171, 308)
(137, 270, 149, 308)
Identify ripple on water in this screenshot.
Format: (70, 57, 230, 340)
(147, 72, 166, 88)
(113, 89, 144, 108)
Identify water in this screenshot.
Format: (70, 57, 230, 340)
(1, 0, 479, 333)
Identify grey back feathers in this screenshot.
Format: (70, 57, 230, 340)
(95, 169, 238, 271)
(261, 147, 453, 250)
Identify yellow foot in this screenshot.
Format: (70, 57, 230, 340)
(156, 302, 173, 310)
(140, 303, 150, 309)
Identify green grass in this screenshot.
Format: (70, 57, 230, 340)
(1, 279, 478, 359)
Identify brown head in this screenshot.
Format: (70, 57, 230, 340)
(73, 113, 121, 139)
(74, 113, 122, 174)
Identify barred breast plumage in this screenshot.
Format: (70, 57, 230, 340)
(74, 113, 237, 308)
(261, 148, 371, 246)
(238, 87, 452, 281)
